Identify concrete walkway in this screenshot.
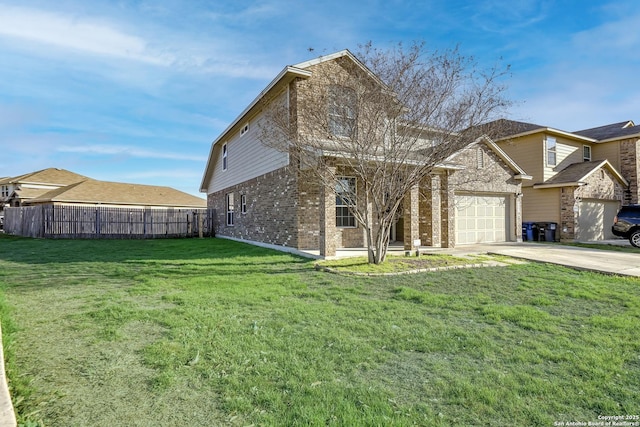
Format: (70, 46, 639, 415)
(484, 241, 640, 277)
(323, 240, 640, 277)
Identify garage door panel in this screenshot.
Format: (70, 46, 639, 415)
(455, 194, 509, 244)
(578, 200, 619, 241)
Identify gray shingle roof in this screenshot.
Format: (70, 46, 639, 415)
(574, 121, 640, 140)
(28, 179, 207, 208)
(543, 161, 606, 185)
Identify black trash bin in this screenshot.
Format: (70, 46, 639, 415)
(522, 222, 536, 241)
(545, 222, 557, 242)
(536, 222, 557, 242)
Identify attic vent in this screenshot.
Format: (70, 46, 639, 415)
(240, 123, 250, 136)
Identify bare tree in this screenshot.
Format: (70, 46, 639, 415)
(260, 42, 511, 264)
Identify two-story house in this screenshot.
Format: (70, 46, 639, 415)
(200, 50, 529, 257)
(493, 119, 628, 241)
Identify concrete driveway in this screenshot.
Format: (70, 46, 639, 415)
(475, 241, 640, 277)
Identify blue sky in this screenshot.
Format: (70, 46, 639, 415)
(1, 0, 639, 197)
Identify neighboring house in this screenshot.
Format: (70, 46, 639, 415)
(0, 168, 89, 212)
(1, 168, 206, 210)
(200, 50, 529, 256)
(27, 179, 207, 209)
(492, 119, 629, 241)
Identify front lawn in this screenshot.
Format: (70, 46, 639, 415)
(0, 236, 638, 426)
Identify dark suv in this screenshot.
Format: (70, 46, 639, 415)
(612, 205, 640, 247)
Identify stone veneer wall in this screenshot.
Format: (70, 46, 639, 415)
(559, 187, 576, 241)
(208, 165, 301, 248)
(619, 139, 640, 204)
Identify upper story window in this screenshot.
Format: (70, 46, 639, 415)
(546, 136, 557, 166)
(1, 185, 7, 198)
(222, 143, 228, 171)
(240, 123, 250, 137)
(336, 177, 356, 227)
(328, 85, 357, 138)
(583, 145, 592, 162)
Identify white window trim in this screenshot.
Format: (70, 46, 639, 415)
(583, 145, 592, 162)
(240, 122, 250, 137)
(546, 137, 557, 166)
(226, 193, 234, 226)
(241, 194, 247, 214)
(336, 176, 357, 228)
(222, 143, 228, 171)
(328, 85, 357, 139)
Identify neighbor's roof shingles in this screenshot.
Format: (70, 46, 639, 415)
(28, 179, 207, 208)
(574, 121, 640, 140)
(0, 168, 89, 186)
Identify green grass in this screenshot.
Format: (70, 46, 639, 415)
(0, 235, 639, 426)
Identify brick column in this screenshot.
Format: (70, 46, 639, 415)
(620, 139, 640, 204)
(430, 175, 442, 247)
(560, 187, 577, 241)
(319, 166, 336, 257)
(515, 192, 523, 242)
(440, 172, 455, 248)
(403, 185, 420, 250)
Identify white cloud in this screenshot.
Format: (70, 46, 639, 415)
(0, 4, 279, 80)
(0, 5, 173, 65)
(57, 144, 207, 162)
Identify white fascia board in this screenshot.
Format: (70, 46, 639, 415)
(533, 181, 585, 189)
(597, 132, 640, 143)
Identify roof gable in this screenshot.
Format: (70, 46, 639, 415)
(534, 160, 627, 188)
(449, 136, 532, 179)
(200, 49, 391, 193)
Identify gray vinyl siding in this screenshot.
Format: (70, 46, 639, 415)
(207, 95, 290, 194)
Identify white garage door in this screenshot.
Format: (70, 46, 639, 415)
(577, 199, 619, 241)
(456, 195, 508, 244)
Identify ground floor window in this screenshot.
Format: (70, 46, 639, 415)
(226, 193, 234, 226)
(336, 177, 356, 227)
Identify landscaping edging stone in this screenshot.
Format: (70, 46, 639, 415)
(314, 260, 509, 276)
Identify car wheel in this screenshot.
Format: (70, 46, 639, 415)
(630, 230, 640, 248)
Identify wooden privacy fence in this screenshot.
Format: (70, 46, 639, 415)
(4, 205, 215, 239)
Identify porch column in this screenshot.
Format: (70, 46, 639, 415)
(515, 192, 523, 242)
(319, 166, 336, 257)
(426, 175, 442, 247)
(403, 185, 420, 250)
(440, 171, 455, 248)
